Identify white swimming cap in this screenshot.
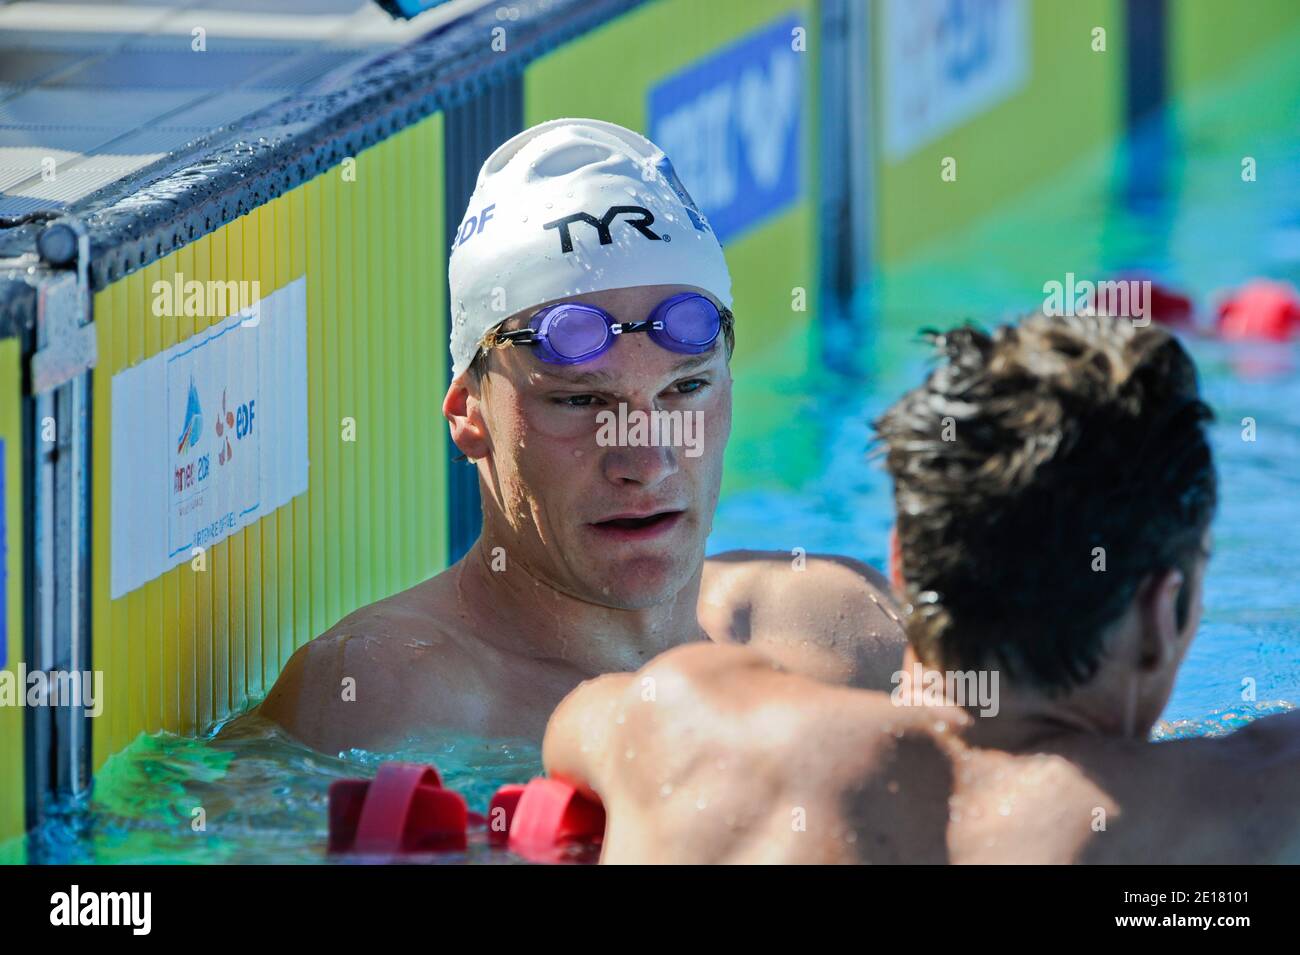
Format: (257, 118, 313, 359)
(447, 118, 733, 377)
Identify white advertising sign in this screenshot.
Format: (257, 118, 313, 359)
(110, 277, 308, 599)
(883, 0, 1029, 161)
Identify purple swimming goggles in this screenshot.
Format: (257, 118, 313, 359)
(494, 291, 723, 365)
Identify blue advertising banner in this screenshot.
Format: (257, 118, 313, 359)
(649, 14, 804, 245)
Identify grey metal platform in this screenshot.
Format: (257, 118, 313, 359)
(0, 0, 487, 216)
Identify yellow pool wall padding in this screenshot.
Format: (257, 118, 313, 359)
(91, 114, 448, 767)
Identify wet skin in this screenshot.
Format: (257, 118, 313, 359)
(255, 284, 905, 751)
(543, 535, 1300, 863)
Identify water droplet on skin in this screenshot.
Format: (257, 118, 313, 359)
(660, 783, 674, 798)
(572, 448, 583, 457)
(934, 721, 948, 733)
(998, 802, 1012, 817)
(695, 796, 708, 811)
(624, 748, 636, 760)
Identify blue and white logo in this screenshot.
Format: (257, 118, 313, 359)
(649, 14, 803, 245)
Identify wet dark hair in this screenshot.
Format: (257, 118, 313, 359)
(874, 313, 1217, 693)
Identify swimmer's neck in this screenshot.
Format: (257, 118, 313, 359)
(451, 536, 706, 676)
(898, 646, 1157, 751)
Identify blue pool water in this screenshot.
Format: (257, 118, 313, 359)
(710, 334, 1300, 729)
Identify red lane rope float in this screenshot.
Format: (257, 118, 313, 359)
(491, 778, 606, 862)
(1217, 280, 1300, 341)
(1083, 275, 1195, 328)
(327, 763, 606, 861)
(1143, 281, 1194, 328)
(328, 762, 468, 854)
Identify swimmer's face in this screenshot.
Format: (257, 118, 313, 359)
(448, 283, 732, 608)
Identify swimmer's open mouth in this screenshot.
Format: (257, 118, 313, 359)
(588, 510, 684, 538)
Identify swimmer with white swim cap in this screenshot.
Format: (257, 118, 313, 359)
(259, 120, 904, 751)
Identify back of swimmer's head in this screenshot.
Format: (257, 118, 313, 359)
(446, 118, 733, 378)
(875, 314, 1217, 699)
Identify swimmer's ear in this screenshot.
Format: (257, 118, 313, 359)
(444, 375, 490, 461)
(888, 525, 904, 594)
(1135, 567, 1185, 673)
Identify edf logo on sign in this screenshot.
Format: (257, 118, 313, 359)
(649, 15, 803, 245)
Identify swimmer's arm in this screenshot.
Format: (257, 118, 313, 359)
(544, 644, 779, 862)
(542, 671, 635, 806)
(545, 643, 777, 794)
(544, 642, 881, 863)
(701, 550, 907, 690)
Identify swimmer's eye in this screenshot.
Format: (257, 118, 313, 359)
(551, 393, 606, 408)
(670, 378, 710, 396)
(549, 378, 709, 407)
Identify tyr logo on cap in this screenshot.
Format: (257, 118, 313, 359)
(542, 205, 662, 254)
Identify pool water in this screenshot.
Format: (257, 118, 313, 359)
(19, 28, 1300, 865)
(30, 717, 546, 865)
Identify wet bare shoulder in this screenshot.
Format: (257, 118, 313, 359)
(702, 550, 906, 688)
(256, 574, 474, 751)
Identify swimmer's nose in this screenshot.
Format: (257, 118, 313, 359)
(601, 442, 679, 488)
